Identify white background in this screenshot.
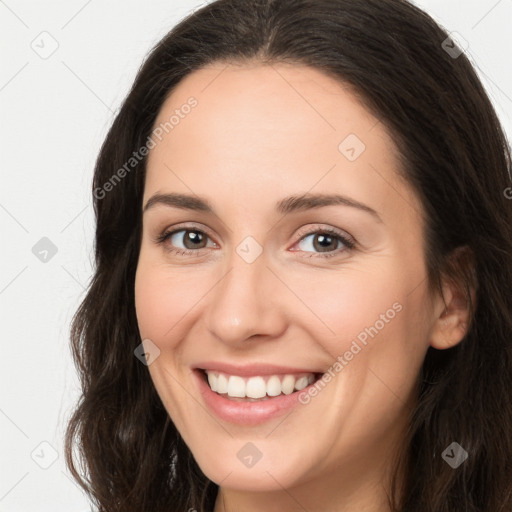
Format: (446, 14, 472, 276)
(1, 0, 511, 510)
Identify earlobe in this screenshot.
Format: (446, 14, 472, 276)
(430, 305, 470, 350)
(429, 248, 477, 350)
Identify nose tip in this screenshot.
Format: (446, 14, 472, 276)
(203, 257, 287, 346)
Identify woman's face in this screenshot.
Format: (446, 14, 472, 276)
(135, 62, 443, 508)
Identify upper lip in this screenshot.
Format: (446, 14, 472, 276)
(194, 361, 323, 377)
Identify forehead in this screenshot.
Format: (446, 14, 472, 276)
(150, 62, 385, 157)
(144, 62, 422, 225)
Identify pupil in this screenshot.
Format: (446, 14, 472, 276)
(185, 231, 204, 248)
(315, 234, 335, 252)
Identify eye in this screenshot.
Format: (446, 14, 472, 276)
(292, 227, 356, 258)
(155, 227, 216, 256)
(155, 224, 356, 259)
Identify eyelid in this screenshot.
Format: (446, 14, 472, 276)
(154, 222, 356, 258)
(153, 221, 218, 244)
(292, 223, 356, 248)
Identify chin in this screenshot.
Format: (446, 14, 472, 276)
(192, 444, 304, 492)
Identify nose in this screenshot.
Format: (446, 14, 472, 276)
(203, 248, 288, 346)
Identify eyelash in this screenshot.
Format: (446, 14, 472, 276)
(154, 224, 356, 259)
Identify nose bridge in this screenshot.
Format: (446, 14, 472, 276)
(204, 244, 286, 344)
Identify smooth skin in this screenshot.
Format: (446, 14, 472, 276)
(134, 62, 471, 512)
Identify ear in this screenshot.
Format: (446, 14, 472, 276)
(429, 246, 477, 350)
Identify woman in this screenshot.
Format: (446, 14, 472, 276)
(65, 0, 512, 511)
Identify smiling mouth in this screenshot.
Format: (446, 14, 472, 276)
(198, 369, 323, 402)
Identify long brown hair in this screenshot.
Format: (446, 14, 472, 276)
(65, 1, 512, 510)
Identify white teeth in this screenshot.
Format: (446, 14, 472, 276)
(294, 376, 309, 391)
(204, 370, 318, 398)
(207, 372, 218, 392)
(245, 376, 267, 399)
(266, 375, 282, 397)
(216, 373, 228, 394)
(281, 374, 295, 395)
(227, 375, 245, 397)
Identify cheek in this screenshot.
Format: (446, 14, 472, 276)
(134, 258, 206, 344)
(134, 265, 168, 342)
(134, 259, 204, 430)
(134, 252, 419, 359)
(285, 263, 404, 348)
(288, 259, 428, 403)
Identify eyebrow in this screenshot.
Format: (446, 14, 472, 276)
(143, 192, 382, 222)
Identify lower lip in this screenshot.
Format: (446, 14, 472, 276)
(193, 369, 320, 426)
